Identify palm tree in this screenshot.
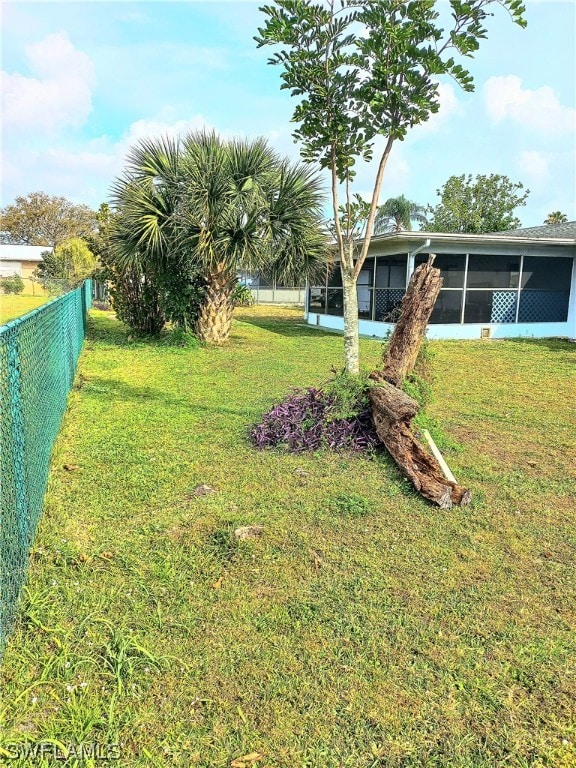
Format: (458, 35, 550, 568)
(544, 211, 568, 225)
(111, 131, 329, 344)
(374, 195, 428, 234)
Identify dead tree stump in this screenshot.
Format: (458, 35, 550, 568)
(369, 258, 471, 509)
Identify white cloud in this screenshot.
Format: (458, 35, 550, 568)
(517, 150, 549, 183)
(484, 75, 575, 136)
(1, 113, 214, 206)
(121, 114, 212, 147)
(1, 32, 94, 133)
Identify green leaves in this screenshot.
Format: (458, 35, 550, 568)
(257, 0, 526, 369)
(428, 173, 530, 233)
(110, 130, 330, 295)
(34, 237, 97, 288)
(257, 0, 527, 178)
(0, 192, 97, 248)
(374, 195, 428, 234)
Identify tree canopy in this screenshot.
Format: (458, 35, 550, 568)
(0, 192, 97, 247)
(34, 238, 98, 290)
(256, 0, 527, 373)
(374, 196, 428, 234)
(110, 131, 329, 343)
(427, 174, 529, 234)
(544, 211, 568, 225)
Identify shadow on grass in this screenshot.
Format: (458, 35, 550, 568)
(502, 336, 576, 355)
(82, 376, 256, 419)
(88, 309, 344, 344)
(89, 312, 576, 354)
(234, 314, 343, 339)
(86, 312, 203, 350)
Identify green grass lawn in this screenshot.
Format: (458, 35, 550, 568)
(0, 294, 51, 324)
(1, 306, 575, 767)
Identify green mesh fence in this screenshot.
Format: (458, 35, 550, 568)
(0, 280, 91, 660)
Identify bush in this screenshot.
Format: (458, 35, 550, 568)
(250, 371, 379, 453)
(109, 267, 166, 336)
(0, 273, 25, 295)
(231, 283, 254, 307)
(98, 243, 204, 337)
(155, 267, 204, 330)
(323, 369, 372, 420)
(163, 327, 202, 349)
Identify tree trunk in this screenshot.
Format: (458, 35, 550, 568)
(369, 259, 471, 508)
(342, 272, 360, 375)
(196, 268, 235, 345)
(383, 258, 443, 388)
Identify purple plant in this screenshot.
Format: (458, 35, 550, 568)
(250, 387, 379, 454)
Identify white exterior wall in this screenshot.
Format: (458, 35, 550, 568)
(306, 312, 574, 340)
(0, 261, 22, 276)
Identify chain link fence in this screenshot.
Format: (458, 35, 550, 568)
(0, 280, 92, 660)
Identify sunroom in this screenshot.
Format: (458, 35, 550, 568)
(306, 222, 576, 340)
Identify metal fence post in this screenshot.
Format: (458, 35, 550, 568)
(81, 281, 87, 336)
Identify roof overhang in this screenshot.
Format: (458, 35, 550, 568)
(365, 230, 576, 249)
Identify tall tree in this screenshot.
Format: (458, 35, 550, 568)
(111, 131, 329, 344)
(85, 203, 115, 263)
(428, 173, 529, 233)
(0, 192, 97, 247)
(256, 0, 526, 374)
(544, 211, 568, 225)
(374, 195, 428, 234)
(34, 238, 98, 289)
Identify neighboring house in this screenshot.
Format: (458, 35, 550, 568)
(0, 245, 50, 287)
(0, 244, 51, 295)
(306, 222, 576, 340)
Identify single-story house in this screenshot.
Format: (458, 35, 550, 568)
(306, 221, 576, 340)
(0, 245, 51, 294)
(0, 245, 50, 278)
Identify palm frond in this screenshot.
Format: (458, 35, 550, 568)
(109, 130, 330, 286)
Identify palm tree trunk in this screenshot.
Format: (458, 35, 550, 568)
(196, 267, 235, 345)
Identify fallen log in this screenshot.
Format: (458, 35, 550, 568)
(369, 257, 471, 508)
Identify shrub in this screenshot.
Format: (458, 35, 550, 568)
(109, 267, 166, 336)
(0, 273, 25, 295)
(250, 372, 379, 453)
(163, 327, 201, 349)
(231, 283, 254, 307)
(99, 245, 204, 337)
(323, 369, 372, 420)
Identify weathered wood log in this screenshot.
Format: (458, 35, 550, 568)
(369, 385, 471, 508)
(384, 256, 442, 388)
(369, 258, 471, 508)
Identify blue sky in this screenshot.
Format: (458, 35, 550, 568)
(2, 1, 575, 227)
